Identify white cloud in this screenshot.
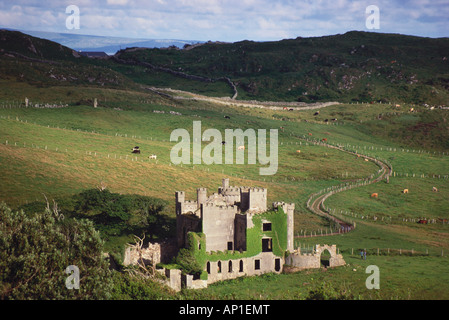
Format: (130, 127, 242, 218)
(0, 0, 447, 40)
(107, 0, 129, 5)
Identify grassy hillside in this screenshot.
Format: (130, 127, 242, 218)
(112, 31, 449, 104)
(0, 29, 448, 300)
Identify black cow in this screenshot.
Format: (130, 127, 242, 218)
(132, 146, 141, 154)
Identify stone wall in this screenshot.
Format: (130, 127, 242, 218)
(285, 244, 346, 270)
(205, 252, 283, 284)
(123, 239, 178, 266)
(202, 204, 238, 252)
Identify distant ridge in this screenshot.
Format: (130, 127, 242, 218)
(3, 29, 203, 55)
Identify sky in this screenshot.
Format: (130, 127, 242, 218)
(0, 0, 448, 41)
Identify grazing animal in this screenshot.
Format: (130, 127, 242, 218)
(132, 146, 141, 154)
(324, 119, 329, 122)
(296, 150, 301, 153)
(314, 111, 320, 116)
(402, 189, 409, 194)
(289, 108, 294, 111)
(308, 132, 313, 136)
(331, 118, 337, 121)
(418, 220, 428, 225)
(371, 193, 378, 198)
(224, 115, 231, 119)
(283, 107, 288, 110)
(149, 154, 157, 159)
(364, 158, 369, 162)
(433, 187, 438, 192)
(322, 138, 327, 142)
(238, 145, 245, 150)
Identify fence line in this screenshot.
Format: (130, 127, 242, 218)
(293, 241, 446, 258)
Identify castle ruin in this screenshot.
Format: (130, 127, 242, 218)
(124, 178, 345, 291)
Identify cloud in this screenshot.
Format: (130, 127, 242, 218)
(0, 0, 447, 40)
(107, 0, 129, 5)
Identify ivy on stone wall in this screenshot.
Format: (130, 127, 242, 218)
(175, 207, 289, 277)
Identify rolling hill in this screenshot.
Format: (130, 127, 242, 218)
(1, 28, 449, 300)
(112, 31, 449, 104)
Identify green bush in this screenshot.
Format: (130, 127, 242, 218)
(0, 202, 112, 300)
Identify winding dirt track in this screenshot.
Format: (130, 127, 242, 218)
(153, 86, 392, 238)
(304, 143, 392, 237)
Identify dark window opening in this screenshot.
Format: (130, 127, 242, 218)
(239, 260, 244, 272)
(227, 241, 233, 251)
(262, 238, 273, 252)
(275, 258, 281, 272)
(207, 262, 211, 274)
(254, 259, 260, 270)
(263, 222, 272, 231)
(228, 261, 233, 273)
(217, 261, 222, 273)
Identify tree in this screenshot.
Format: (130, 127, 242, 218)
(0, 202, 112, 299)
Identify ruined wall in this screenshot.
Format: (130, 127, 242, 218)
(176, 214, 201, 248)
(248, 188, 267, 213)
(273, 202, 295, 252)
(123, 239, 178, 266)
(234, 213, 247, 251)
(202, 203, 238, 252)
(205, 252, 283, 284)
(285, 245, 346, 270)
(285, 251, 320, 269)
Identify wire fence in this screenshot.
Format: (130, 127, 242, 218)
(293, 241, 447, 258)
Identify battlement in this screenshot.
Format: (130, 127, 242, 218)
(273, 202, 295, 209)
(249, 187, 267, 193)
(222, 187, 240, 193)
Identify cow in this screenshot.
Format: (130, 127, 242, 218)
(322, 138, 327, 142)
(417, 220, 428, 225)
(224, 115, 231, 119)
(149, 154, 157, 159)
(308, 133, 313, 136)
(296, 150, 301, 153)
(402, 189, 409, 194)
(371, 193, 378, 198)
(132, 146, 141, 154)
(314, 111, 320, 116)
(364, 158, 369, 162)
(238, 145, 245, 150)
(432, 187, 438, 192)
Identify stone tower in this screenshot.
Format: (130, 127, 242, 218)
(273, 202, 295, 252)
(197, 188, 207, 210)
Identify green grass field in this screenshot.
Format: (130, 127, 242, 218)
(1, 82, 448, 300)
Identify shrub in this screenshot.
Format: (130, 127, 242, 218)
(0, 202, 112, 299)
